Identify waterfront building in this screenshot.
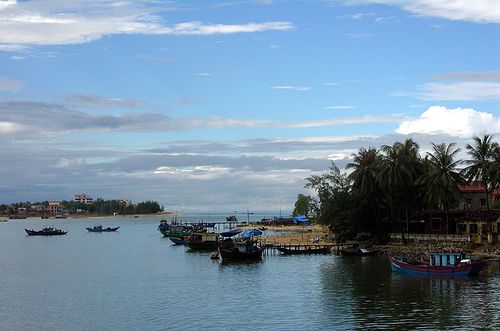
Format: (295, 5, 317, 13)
(74, 193, 94, 204)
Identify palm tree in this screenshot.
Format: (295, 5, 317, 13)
(377, 139, 420, 236)
(346, 147, 382, 234)
(462, 134, 496, 234)
(346, 147, 380, 196)
(418, 143, 464, 233)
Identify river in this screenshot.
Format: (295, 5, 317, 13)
(0, 216, 498, 330)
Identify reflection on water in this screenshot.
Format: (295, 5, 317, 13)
(0, 217, 498, 330)
(320, 256, 499, 330)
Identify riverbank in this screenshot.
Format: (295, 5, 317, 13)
(252, 224, 500, 260)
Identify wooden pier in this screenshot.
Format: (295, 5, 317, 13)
(261, 243, 354, 255)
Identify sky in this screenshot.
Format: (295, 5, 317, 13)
(0, 0, 499, 212)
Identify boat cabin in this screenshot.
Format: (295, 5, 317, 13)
(428, 252, 467, 267)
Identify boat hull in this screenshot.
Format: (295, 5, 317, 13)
(219, 247, 264, 260)
(390, 256, 486, 276)
(340, 249, 379, 256)
(25, 229, 67, 236)
(276, 246, 331, 255)
(86, 226, 119, 232)
(169, 237, 187, 245)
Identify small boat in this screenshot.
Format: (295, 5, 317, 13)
(169, 237, 187, 245)
(25, 227, 67, 236)
(0, 219, 8, 223)
(340, 248, 379, 256)
(158, 220, 192, 238)
(390, 252, 487, 276)
(218, 239, 264, 260)
(276, 245, 331, 255)
(86, 225, 120, 232)
(186, 232, 219, 250)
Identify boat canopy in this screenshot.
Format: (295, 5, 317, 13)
(293, 215, 310, 225)
(220, 229, 242, 237)
(241, 229, 263, 239)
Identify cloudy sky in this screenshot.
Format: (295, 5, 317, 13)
(1, 0, 499, 212)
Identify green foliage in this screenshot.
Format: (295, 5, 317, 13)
(292, 194, 314, 216)
(302, 134, 498, 242)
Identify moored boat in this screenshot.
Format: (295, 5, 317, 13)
(186, 232, 219, 250)
(25, 227, 67, 236)
(217, 229, 264, 260)
(86, 225, 120, 232)
(169, 237, 188, 245)
(390, 252, 486, 276)
(219, 240, 264, 260)
(158, 220, 192, 238)
(340, 248, 379, 256)
(276, 245, 331, 255)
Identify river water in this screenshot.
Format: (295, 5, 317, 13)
(0, 216, 498, 330)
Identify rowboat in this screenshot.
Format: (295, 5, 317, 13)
(390, 252, 486, 276)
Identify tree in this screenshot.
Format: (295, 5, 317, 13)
(306, 162, 359, 242)
(462, 134, 496, 234)
(346, 147, 384, 234)
(292, 194, 314, 216)
(418, 143, 464, 233)
(377, 139, 420, 236)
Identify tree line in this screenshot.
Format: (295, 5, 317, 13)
(1, 199, 163, 215)
(295, 134, 500, 242)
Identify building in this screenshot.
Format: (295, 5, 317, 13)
(74, 193, 93, 204)
(47, 202, 63, 214)
(456, 182, 489, 210)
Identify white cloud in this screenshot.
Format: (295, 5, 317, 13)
(271, 86, 311, 91)
(396, 105, 500, 137)
(0, 1, 293, 49)
(325, 105, 356, 110)
(0, 77, 23, 92)
(348, 0, 500, 23)
(417, 81, 500, 100)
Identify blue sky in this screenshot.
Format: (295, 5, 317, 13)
(0, 0, 499, 211)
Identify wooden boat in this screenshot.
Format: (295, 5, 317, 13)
(169, 237, 187, 245)
(186, 232, 218, 250)
(158, 220, 192, 238)
(340, 248, 379, 256)
(25, 227, 67, 236)
(390, 252, 487, 276)
(218, 239, 263, 260)
(86, 225, 120, 232)
(276, 245, 331, 255)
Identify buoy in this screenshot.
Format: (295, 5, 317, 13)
(210, 252, 219, 260)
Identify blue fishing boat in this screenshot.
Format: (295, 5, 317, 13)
(390, 252, 486, 276)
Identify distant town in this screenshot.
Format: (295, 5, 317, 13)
(0, 193, 163, 218)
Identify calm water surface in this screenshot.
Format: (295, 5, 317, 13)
(0, 216, 498, 330)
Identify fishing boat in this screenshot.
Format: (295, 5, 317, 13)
(158, 220, 193, 238)
(25, 227, 67, 236)
(86, 225, 120, 232)
(169, 237, 188, 245)
(217, 228, 264, 260)
(186, 232, 219, 250)
(390, 252, 487, 276)
(276, 245, 331, 255)
(219, 239, 264, 260)
(340, 247, 379, 256)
